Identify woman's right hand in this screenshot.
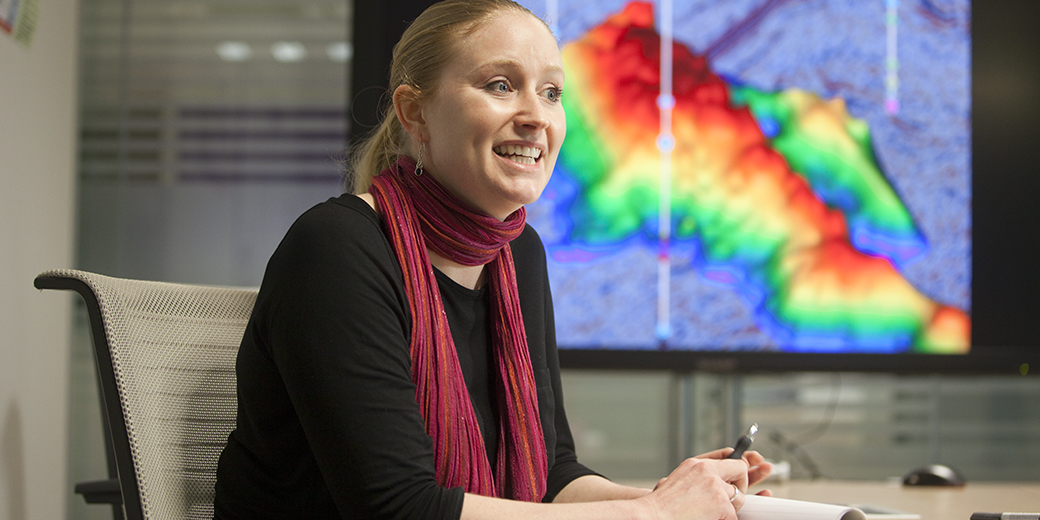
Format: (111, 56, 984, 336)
(637, 457, 749, 520)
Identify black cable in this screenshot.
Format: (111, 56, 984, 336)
(769, 429, 823, 480)
(764, 373, 842, 480)
(793, 373, 842, 446)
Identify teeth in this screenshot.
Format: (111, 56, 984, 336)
(494, 145, 542, 162)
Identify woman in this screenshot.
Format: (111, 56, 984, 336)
(214, 1, 770, 518)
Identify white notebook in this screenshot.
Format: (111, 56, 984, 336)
(739, 494, 921, 520)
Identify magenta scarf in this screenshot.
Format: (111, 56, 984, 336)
(368, 155, 548, 501)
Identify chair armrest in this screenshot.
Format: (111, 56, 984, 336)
(74, 478, 122, 505)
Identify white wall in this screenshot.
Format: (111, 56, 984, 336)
(0, 0, 81, 518)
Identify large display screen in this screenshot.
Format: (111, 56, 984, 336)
(517, 0, 973, 356)
(352, 0, 1040, 372)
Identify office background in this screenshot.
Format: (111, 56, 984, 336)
(1, 0, 79, 519)
(1, 1, 1038, 519)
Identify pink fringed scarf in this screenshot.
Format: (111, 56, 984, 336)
(368, 155, 548, 501)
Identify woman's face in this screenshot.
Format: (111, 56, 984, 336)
(419, 11, 566, 220)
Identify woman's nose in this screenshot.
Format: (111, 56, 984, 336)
(515, 91, 551, 132)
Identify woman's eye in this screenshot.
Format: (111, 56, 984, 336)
(488, 80, 510, 93)
(544, 87, 563, 103)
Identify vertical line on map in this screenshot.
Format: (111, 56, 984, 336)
(885, 0, 900, 115)
(656, 0, 675, 344)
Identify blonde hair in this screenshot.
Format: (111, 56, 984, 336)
(347, 0, 544, 194)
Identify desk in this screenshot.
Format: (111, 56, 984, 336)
(757, 480, 1040, 520)
(621, 480, 1040, 520)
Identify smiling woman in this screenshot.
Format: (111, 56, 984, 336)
(212, 1, 769, 519)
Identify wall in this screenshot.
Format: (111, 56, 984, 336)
(0, 0, 81, 518)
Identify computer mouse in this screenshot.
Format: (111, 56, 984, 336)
(901, 464, 966, 487)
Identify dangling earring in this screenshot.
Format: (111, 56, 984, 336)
(415, 143, 425, 176)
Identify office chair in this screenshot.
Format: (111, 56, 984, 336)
(34, 269, 257, 520)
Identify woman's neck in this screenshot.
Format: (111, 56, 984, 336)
(428, 249, 487, 290)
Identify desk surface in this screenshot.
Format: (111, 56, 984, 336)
(621, 480, 1040, 519)
(754, 480, 1040, 520)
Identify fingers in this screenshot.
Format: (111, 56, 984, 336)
(743, 450, 766, 468)
(748, 459, 773, 486)
(701, 448, 774, 486)
(727, 482, 746, 512)
(714, 458, 749, 492)
(694, 457, 750, 513)
(649, 457, 748, 520)
(695, 448, 732, 460)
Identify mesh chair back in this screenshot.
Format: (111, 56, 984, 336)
(36, 269, 256, 520)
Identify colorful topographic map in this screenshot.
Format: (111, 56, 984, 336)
(521, 0, 971, 353)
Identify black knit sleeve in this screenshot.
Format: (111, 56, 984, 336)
(220, 195, 464, 519)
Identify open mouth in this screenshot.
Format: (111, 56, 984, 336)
(493, 145, 542, 165)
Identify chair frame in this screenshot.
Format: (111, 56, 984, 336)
(37, 272, 140, 519)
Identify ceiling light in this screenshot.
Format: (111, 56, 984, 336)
(216, 41, 253, 62)
(271, 41, 307, 62)
(326, 42, 353, 63)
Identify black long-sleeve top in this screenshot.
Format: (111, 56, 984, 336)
(214, 193, 597, 519)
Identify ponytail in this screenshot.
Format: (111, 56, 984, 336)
(348, 103, 406, 194)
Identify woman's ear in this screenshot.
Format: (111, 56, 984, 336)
(393, 85, 426, 143)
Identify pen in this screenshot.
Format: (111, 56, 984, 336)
(970, 514, 1040, 520)
(727, 423, 758, 459)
